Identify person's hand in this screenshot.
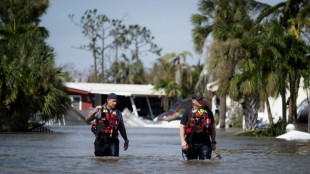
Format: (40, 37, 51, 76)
(181, 140, 188, 150)
(212, 143, 216, 150)
(124, 140, 129, 151)
(95, 105, 103, 112)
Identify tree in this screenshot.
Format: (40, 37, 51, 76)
(227, 27, 278, 129)
(0, 0, 49, 46)
(182, 62, 203, 100)
(123, 24, 161, 60)
(108, 24, 162, 84)
(108, 53, 144, 84)
(0, 0, 71, 132)
(256, 0, 310, 128)
(152, 51, 194, 111)
(169, 51, 193, 99)
(192, 0, 268, 129)
(153, 53, 181, 111)
(69, 9, 111, 82)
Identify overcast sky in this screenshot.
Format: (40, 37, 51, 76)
(41, 0, 284, 71)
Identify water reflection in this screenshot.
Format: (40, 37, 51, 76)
(0, 126, 310, 174)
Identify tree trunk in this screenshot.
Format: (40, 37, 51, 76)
(308, 89, 310, 133)
(242, 93, 259, 130)
(115, 24, 119, 63)
(101, 30, 105, 83)
(219, 95, 226, 128)
(266, 99, 274, 126)
(115, 24, 119, 83)
(91, 23, 97, 82)
(288, 97, 292, 123)
(308, 96, 310, 133)
(175, 59, 182, 100)
(289, 74, 299, 130)
(93, 48, 97, 82)
(293, 77, 300, 129)
(280, 78, 287, 127)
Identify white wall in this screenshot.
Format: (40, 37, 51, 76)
(258, 79, 308, 125)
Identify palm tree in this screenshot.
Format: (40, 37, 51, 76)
(256, 0, 310, 128)
(170, 51, 193, 99)
(191, 0, 268, 128)
(153, 53, 181, 111)
(108, 53, 145, 84)
(228, 25, 278, 129)
(0, 0, 71, 131)
(152, 52, 193, 111)
(184, 63, 203, 99)
(1, 32, 71, 131)
(0, 0, 49, 51)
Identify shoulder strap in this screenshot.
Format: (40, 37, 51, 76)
(187, 107, 192, 124)
(204, 106, 212, 117)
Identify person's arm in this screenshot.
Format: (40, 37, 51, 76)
(211, 123, 216, 150)
(118, 111, 129, 151)
(205, 105, 216, 150)
(119, 125, 129, 150)
(85, 105, 102, 123)
(180, 124, 188, 150)
(180, 110, 189, 150)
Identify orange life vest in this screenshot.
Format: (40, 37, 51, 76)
(185, 108, 212, 135)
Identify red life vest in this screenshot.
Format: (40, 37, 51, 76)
(95, 109, 120, 137)
(185, 108, 212, 135)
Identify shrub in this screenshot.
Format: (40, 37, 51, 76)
(233, 118, 286, 137)
(232, 114, 243, 128)
(214, 115, 219, 125)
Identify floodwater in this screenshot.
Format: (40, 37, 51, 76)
(1, 126, 310, 174)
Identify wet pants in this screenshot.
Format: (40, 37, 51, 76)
(185, 142, 212, 160)
(94, 137, 119, 157)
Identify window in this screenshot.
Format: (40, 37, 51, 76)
(70, 95, 81, 110)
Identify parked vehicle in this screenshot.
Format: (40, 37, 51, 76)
(154, 98, 212, 121)
(297, 99, 309, 122)
(154, 98, 192, 121)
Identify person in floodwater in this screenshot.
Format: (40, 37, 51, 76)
(179, 91, 216, 160)
(86, 93, 129, 157)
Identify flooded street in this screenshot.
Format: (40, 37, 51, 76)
(1, 125, 310, 174)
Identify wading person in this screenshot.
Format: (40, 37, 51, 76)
(86, 93, 129, 157)
(179, 91, 216, 160)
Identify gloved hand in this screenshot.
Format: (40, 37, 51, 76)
(91, 124, 99, 135)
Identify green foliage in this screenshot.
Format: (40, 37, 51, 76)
(70, 10, 162, 83)
(191, 0, 310, 131)
(0, 34, 71, 132)
(0, 0, 71, 132)
(233, 118, 286, 137)
(192, 0, 269, 130)
(153, 51, 195, 111)
(214, 115, 219, 125)
(255, 0, 310, 125)
(182, 63, 203, 99)
(108, 54, 145, 84)
(232, 114, 243, 128)
(124, 24, 162, 58)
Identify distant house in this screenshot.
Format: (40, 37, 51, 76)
(207, 79, 309, 131)
(63, 82, 166, 119)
